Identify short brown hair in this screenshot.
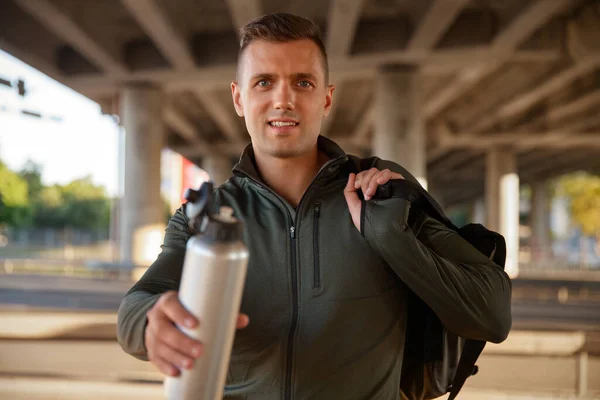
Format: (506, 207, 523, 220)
(237, 13, 329, 83)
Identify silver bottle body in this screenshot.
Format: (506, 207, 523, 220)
(163, 235, 249, 400)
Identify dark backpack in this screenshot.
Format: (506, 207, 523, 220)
(346, 156, 507, 400)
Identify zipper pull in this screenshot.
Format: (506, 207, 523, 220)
(314, 202, 321, 218)
(290, 226, 296, 239)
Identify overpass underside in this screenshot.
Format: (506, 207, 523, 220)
(1, 0, 600, 274)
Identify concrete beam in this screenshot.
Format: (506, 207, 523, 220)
(566, 1, 600, 61)
(324, 0, 365, 135)
(194, 91, 243, 144)
(13, 0, 127, 76)
(473, 58, 600, 132)
(352, 104, 374, 146)
(522, 149, 600, 181)
(436, 132, 600, 149)
(122, 0, 195, 70)
(407, 0, 469, 51)
(224, 0, 262, 32)
(490, 0, 572, 52)
(424, 0, 573, 118)
(557, 112, 600, 132)
(0, 38, 62, 81)
(64, 47, 560, 97)
(547, 88, 600, 124)
(164, 107, 208, 147)
(326, 0, 366, 56)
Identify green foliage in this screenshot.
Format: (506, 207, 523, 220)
(1, 159, 111, 230)
(35, 176, 111, 230)
(19, 160, 44, 201)
(0, 161, 32, 227)
(556, 173, 600, 237)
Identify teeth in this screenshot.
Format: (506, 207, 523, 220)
(270, 121, 297, 127)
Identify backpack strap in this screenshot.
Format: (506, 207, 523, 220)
(447, 341, 486, 400)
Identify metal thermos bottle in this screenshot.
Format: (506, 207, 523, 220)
(164, 181, 249, 400)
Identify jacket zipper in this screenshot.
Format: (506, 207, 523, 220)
(313, 202, 321, 289)
(285, 225, 298, 400)
(234, 157, 347, 400)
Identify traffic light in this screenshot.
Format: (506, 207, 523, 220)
(17, 79, 26, 96)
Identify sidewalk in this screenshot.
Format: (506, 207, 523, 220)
(0, 274, 133, 294)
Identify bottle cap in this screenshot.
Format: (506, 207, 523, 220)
(203, 206, 244, 242)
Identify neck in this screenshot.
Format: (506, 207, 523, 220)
(254, 147, 328, 208)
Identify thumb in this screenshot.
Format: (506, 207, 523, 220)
(344, 173, 361, 208)
(344, 173, 362, 230)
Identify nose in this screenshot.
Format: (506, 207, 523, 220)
(273, 83, 295, 111)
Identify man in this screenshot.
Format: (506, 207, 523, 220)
(117, 13, 512, 399)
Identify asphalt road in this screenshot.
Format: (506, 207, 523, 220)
(0, 288, 125, 311)
(1, 281, 599, 331)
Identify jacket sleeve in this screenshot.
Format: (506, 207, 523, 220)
(117, 205, 193, 360)
(362, 188, 512, 344)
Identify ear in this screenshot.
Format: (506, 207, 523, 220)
(323, 84, 335, 117)
(231, 81, 244, 117)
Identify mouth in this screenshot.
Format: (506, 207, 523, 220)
(268, 120, 299, 128)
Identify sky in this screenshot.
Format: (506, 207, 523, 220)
(0, 49, 120, 196)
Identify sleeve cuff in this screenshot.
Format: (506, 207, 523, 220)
(363, 197, 412, 252)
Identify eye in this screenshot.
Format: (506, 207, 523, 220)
(257, 80, 271, 87)
(297, 80, 313, 88)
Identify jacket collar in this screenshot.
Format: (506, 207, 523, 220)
(232, 135, 349, 184)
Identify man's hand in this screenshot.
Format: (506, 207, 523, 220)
(145, 290, 250, 377)
(343, 168, 404, 232)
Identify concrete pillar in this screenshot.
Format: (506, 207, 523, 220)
(486, 147, 519, 277)
(530, 181, 552, 262)
(202, 155, 232, 187)
(119, 83, 165, 273)
(374, 65, 426, 189)
(471, 197, 486, 225)
(428, 184, 445, 210)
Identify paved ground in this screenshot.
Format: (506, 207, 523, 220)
(1, 274, 600, 332)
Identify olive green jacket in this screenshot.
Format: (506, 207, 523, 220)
(117, 136, 512, 400)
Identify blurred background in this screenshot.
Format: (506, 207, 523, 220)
(1, 0, 599, 399)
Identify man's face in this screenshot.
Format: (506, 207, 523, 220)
(231, 39, 334, 159)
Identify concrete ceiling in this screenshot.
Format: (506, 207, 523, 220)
(1, 0, 600, 206)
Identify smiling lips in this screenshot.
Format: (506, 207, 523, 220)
(268, 120, 299, 133)
(268, 120, 298, 127)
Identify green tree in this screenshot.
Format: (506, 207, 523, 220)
(19, 160, 44, 201)
(34, 176, 111, 230)
(34, 184, 66, 227)
(60, 176, 110, 230)
(0, 161, 32, 227)
(556, 173, 600, 242)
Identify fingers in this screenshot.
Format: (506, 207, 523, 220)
(153, 356, 181, 377)
(344, 173, 361, 208)
(153, 338, 196, 371)
(158, 291, 198, 329)
(375, 169, 393, 185)
(145, 320, 191, 377)
(354, 168, 379, 201)
(148, 311, 204, 358)
(147, 292, 204, 362)
(344, 173, 362, 231)
(355, 169, 405, 200)
(237, 313, 250, 329)
(147, 292, 252, 378)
